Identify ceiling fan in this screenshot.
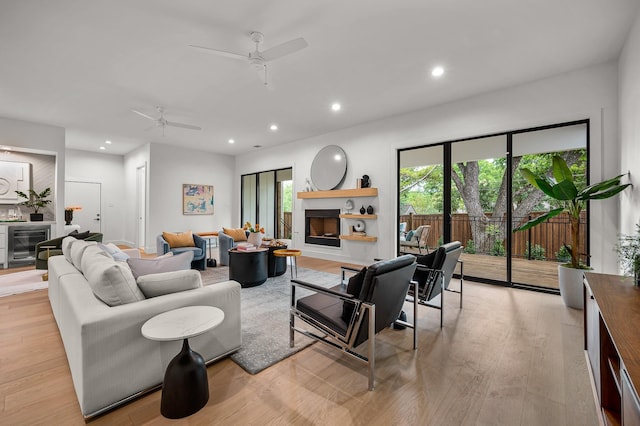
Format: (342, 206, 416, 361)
(189, 31, 308, 86)
(131, 107, 201, 135)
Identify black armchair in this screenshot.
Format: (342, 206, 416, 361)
(290, 254, 417, 390)
(410, 241, 464, 327)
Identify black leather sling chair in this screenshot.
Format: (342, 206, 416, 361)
(289, 254, 417, 390)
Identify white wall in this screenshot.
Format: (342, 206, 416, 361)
(619, 8, 640, 236)
(141, 143, 235, 253)
(236, 62, 622, 272)
(65, 149, 126, 243)
(0, 117, 66, 236)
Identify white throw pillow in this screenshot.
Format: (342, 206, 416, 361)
(83, 250, 145, 306)
(136, 270, 203, 298)
(98, 243, 130, 262)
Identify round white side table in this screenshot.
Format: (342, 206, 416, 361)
(142, 306, 224, 419)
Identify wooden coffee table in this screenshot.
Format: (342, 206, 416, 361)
(142, 306, 224, 419)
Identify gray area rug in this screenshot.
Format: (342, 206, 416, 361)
(200, 266, 341, 374)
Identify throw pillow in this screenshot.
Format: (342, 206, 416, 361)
(162, 231, 195, 248)
(83, 250, 145, 306)
(223, 227, 247, 242)
(72, 230, 92, 240)
(126, 251, 193, 279)
(137, 270, 203, 298)
(341, 267, 367, 322)
(98, 243, 130, 262)
(405, 230, 414, 242)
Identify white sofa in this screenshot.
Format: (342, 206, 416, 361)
(48, 239, 242, 418)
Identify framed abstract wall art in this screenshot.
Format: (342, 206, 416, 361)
(182, 184, 214, 215)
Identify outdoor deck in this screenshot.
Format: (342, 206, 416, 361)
(401, 248, 560, 289)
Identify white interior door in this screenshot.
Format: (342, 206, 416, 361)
(65, 181, 101, 233)
(136, 165, 146, 249)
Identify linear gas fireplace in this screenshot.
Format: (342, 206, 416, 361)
(305, 209, 341, 247)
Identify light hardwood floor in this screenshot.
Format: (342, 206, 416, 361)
(0, 256, 597, 425)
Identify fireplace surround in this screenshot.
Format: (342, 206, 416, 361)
(305, 209, 340, 247)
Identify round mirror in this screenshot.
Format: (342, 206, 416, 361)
(310, 145, 347, 190)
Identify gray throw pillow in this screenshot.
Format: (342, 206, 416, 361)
(126, 251, 193, 279)
(98, 243, 130, 262)
(82, 250, 145, 306)
(136, 270, 203, 298)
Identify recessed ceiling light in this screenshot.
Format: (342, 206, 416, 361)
(431, 66, 445, 77)
(105, 140, 112, 144)
(228, 139, 235, 144)
(99, 146, 106, 150)
(331, 102, 341, 112)
(270, 124, 278, 131)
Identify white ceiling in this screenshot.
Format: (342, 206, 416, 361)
(1, 0, 638, 156)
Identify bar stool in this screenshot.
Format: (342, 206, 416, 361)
(273, 249, 302, 279)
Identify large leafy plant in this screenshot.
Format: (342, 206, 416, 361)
(15, 188, 52, 214)
(513, 155, 630, 269)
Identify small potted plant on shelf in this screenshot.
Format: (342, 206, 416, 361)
(513, 155, 630, 309)
(615, 224, 640, 286)
(15, 187, 52, 221)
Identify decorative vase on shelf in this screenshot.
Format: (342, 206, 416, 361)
(366, 205, 374, 214)
(360, 205, 366, 214)
(247, 232, 263, 247)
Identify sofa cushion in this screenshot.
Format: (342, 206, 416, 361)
(82, 250, 144, 306)
(223, 227, 247, 242)
(62, 236, 77, 263)
(98, 243, 130, 262)
(341, 267, 367, 322)
(70, 240, 98, 272)
(162, 231, 195, 248)
(126, 251, 193, 279)
(136, 270, 203, 298)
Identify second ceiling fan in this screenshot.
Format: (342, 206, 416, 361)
(189, 31, 308, 86)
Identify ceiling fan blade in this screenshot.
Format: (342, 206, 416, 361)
(188, 44, 248, 61)
(131, 109, 156, 121)
(166, 121, 202, 131)
(261, 37, 308, 62)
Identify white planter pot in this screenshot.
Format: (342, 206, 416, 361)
(557, 265, 586, 309)
(247, 232, 263, 247)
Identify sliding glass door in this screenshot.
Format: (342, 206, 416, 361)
(397, 120, 588, 290)
(510, 123, 587, 290)
(241, 167, 293, 240)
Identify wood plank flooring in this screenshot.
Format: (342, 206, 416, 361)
(0, 256, 597, 425)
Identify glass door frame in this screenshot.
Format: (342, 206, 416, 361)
(397, 119, 590, 292)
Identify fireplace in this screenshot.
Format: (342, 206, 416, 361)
(305, 209, 341, 247)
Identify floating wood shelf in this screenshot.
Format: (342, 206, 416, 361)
(297, 188, 378, 199)
(339, 235, 378, 242)
(339, 214, 377, 219)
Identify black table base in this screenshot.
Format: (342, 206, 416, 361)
(229, 249, 268, 287)
(161, 339, 209, 419)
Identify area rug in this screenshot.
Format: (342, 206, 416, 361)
(200, 266, 341, 374)
(0, 269, 47, 298)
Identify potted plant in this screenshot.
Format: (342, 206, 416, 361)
(615, 224, 640, 286)
(513, 155, 630, 309)
(243, 221, 265, 247)
(15, 187, 52, 221)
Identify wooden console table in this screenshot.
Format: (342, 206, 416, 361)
(584, 272, 640, 425)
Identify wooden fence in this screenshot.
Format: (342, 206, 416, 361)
(400, 211, 587, 261)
